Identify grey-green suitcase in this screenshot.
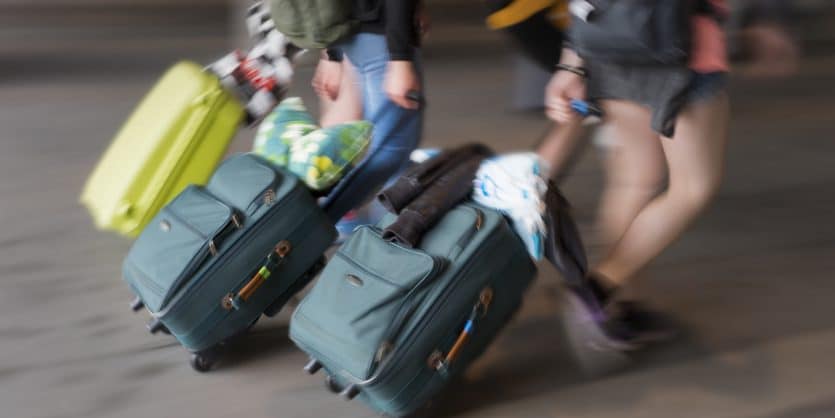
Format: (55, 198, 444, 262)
(123, 153, 335, 371)
(290, 203, 537, 417)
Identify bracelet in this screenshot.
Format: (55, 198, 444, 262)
(555, 64, 588, 78)
(325, 49, 344, 62)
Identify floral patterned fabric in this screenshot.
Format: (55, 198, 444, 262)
(253, 97, 372, 191)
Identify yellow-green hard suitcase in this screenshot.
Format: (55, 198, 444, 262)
(81, 61, 245, 237)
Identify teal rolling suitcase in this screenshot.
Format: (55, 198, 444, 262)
(290, 203, 537, 417)
(123, 153, 335, 371)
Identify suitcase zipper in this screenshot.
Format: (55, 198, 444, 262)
(315, 230, 447, 357)
(298, 234, 509, 388)
(158, 187, 311, 316)
(317, 215, 506, 386)
(154, 184, 306, 316)
(426, 287, 494, 375)
(207, 155, 283, 217)
(366, 234, 505, 385)
(139, 85, 230, 228)
(127, 189, 238, 306)
(370, 206, 484, 365)
(180, 207, 324, 348)
(448, 206, 483, 260)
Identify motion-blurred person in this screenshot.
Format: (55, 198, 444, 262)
(548, 0, 731, 346)
(314, 57, 363, 128)
(485, 0, 587, 180)
(730, 0, 799, 77)
(310, 0, 426, 224)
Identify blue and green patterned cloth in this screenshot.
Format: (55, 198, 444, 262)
(253, 97, 372, 191)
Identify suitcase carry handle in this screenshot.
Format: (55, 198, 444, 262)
(223, 240, 292, 311)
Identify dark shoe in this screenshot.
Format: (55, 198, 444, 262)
(565, 284, 678, 350)
(606, 301, 679, 345)
(564, 284, 639, 351)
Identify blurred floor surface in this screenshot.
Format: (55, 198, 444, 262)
(1, 6, 835, 418)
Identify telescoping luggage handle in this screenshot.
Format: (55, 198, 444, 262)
(221, 240, 292, 311)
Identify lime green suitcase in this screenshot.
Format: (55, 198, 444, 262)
(81, 61, 245, 237)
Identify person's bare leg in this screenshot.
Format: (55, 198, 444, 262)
(536, 118, 585, 180)
(595, 93, 730, 285)
(596, 101, 667, 249)
(319, 58, 363, 127)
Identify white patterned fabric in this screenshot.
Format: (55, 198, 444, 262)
(472, 153, 550, 260)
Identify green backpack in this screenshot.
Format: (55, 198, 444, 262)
(268, 0, 357, 49)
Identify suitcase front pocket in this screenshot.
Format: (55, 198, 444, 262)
(206, 153, 284, 216)
(124, 186, 239, 312)
(294, 227, 443, 381)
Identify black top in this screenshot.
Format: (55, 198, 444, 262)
(329, 0, 421, 61)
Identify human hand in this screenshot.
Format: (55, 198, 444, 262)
(384, 60, 422, 110)
(312, 58, 342, 100)
(545, 70, 587, 124)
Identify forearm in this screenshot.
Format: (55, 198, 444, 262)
(558, 47, 584, 67)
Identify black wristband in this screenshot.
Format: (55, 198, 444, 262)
(325, 48, 344, 62)
(555, 64, 589, 78)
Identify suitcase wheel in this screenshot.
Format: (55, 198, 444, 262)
(304, 358, 323, 375)
(324, 375, 342, 394)
(190, 352, 216, 373)
(340, 384, 360, 400)
(130, 297, 144, 312)
(146, 318, 170, 335)
(324, 374, 361, 400)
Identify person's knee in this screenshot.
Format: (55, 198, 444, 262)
(669, 175, 722, 214)
(608, 156, 666, 198)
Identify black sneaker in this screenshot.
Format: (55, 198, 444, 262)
(606, 301, 679, 345)
(563, 284, 640, 351)
(564, 284, 678, 350)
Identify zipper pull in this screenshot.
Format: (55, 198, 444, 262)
(475, 209, 483, 231)
(264, 189, 276, 206)
(375, 341, 393, 363)
(430, 287, 494, 373)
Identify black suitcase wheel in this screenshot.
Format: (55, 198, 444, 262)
(146, 318, 170, 335)
(340, 384, 360, 400)
(190, 352, 215, 373)
(324, 375, 342, 394)
(304, 358, 323, 375)
(130, 297, 144, 312)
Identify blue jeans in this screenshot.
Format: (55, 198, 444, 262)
(322, 33, 424, 223)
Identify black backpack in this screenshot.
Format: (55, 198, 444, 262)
(569, 0, 715, 65)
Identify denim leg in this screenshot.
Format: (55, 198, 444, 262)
(322, 33, 424, 223)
